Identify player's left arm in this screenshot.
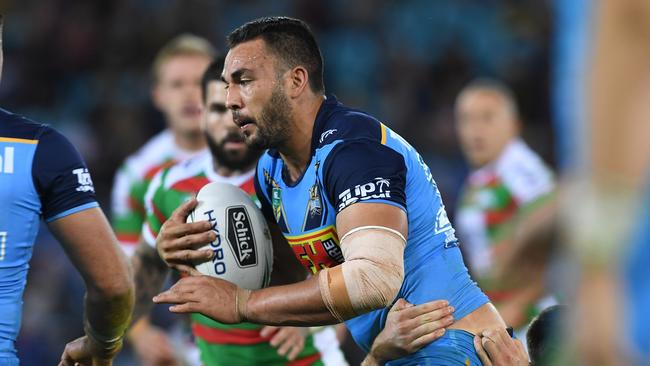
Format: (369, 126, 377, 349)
(491, 164, 558, 286)
(153, 140, 410, 325)
(33, 127, 134, 364)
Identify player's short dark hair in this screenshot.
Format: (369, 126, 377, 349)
(227, 16, 324, 93)
(458, 78, 519, 118)
(527, 305, 568, 365)
(201, 55, 225, 102)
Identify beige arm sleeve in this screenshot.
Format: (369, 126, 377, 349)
(319, 226, 406, 322)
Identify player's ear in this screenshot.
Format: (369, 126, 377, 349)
(286, 65, 309, 98)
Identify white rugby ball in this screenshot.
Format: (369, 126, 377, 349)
(187, 182, 273, 290)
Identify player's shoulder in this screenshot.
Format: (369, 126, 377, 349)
(313, 95, 383, 150)
(496, 139, 555, 201)
(496, 139, 553, 180)
(0, 108, 51, 141)
(120, 129, 176, 178)
(156, 150, 210, 191)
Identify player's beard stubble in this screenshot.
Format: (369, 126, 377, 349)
(245, 84, 293, 150)
(206, 130, 261, 171)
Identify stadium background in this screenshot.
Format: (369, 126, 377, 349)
(0, 0, 567, 364)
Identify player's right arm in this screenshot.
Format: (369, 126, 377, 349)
(31, 127, 134, 365)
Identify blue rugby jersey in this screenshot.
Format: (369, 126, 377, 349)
(0, 108, 98, 361)
(254, 96, 488, 361)
(625, 186, 650, 362)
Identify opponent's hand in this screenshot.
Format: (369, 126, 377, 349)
(59, 335, 119, 366)
(156, 198, 215, 274)
(364, 298, 454, 365)
(128, 320, 178, 366)
(474, 328, 529, 366)
(153, 275, 242, 324)
(261, 326, 309, 361)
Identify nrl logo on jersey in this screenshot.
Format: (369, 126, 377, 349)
(337, 177, 391, 211)
(73, 168, 95, 192)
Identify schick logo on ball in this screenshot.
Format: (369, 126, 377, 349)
(226, 206, 258, 268)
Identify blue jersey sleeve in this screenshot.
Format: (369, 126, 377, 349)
(322, 140, 407, 213)
(33, 127, 98, 222)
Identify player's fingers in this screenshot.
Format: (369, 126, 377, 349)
(260, 326, 279, 338)
(411, 304, 454, 325)
(169, 302, 198, 313)
(287, 341, 304, 361)
(474, 335, 493, 366)
(514, 337, 527, 356)
(481, 333, 506, 363)
(153, 286, 192, 304)
(402, 300, 450, 319)
(169, 198, 198, 223)
(410, 327, 446, 350)
(166, 231, 216, 251)
(173, 263, 202, 276)
(270, 327, 293, 347)
(164, 220, 213, 238)
(165, 248, 213, 263)
(410, 314, 454, 339)
(286, 337, 305, 361)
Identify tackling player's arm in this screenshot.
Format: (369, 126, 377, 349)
(153, 140, 410, 326)
(34, 128, 134, 365)
(130, 241, 169, 322)
(50, 209, 135, 365)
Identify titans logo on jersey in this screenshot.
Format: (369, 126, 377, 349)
(255, 96, 488, 361)
(0, 108, 98, 362)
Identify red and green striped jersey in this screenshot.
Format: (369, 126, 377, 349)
(456, 139, 556, 321)
(142, 151, 325, 365)
(111, 130, 205, 255)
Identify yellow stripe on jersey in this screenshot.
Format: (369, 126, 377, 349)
(0, 137, 39, 144)
(380, 123, 387, 145)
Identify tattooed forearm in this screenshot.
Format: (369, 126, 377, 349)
(131, 243, 169, 322)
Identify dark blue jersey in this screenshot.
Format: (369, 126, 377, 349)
(255, 96, 488, 361)
(0, 108, 98, 360)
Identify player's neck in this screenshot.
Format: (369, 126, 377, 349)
(212, 162, 255, 178)
(173, 131, 206, 152)
(278, 96, 324, 183)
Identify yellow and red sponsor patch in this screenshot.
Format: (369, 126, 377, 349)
(284, 226, 344, 274)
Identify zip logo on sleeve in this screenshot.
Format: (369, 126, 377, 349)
(73, 168, 95, 192)
(337, 177, 391, 212)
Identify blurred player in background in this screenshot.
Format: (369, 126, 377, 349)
(111, 34, 213, 365)
(569, 0, 650, 363)
(454, 80, 557, 332)
(132, 57, 347, 365)
(153, 16, 507, 365)
(0, 15, 133, 366)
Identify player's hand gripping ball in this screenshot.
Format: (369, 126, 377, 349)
(188, 182, 273, 289)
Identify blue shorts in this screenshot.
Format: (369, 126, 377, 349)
(0, 357, 19, 366)
(386, 330, 482, 366)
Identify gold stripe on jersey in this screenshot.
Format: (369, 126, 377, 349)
(0, 137, 38, 144)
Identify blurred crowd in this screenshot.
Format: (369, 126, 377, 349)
(2, 0, 555, 364)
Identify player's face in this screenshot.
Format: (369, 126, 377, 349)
(203, 79, 260, 170)
(455, 89, 519, 168)
(153, 54, 212, 137)
(223, 39, 292, 149)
